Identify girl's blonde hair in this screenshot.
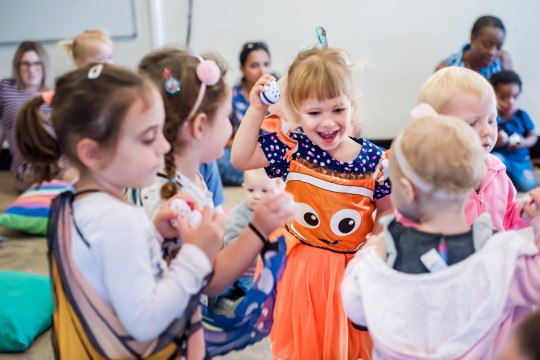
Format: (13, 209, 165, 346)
(391, 116, 485, 197)
(287, 47, 357, 121)
(60, 29, 112, 61)
(418, 67, 496, 112)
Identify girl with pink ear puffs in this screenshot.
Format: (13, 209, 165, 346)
(133, 47, 296, 357)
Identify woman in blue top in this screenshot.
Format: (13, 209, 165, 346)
(436, 15, 513, 80)
(217, 42, 272, 185)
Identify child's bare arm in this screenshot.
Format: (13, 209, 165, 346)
(204, 191, 295, 295)
(522, 131, 537, 148)
(372, 196, 394, 235)
(231, 75, 274, 170)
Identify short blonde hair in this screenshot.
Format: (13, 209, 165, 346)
(418, 67, 496, 112)
(60, 29, 112, 61)
(391, 115, 485, 196)
(287, 47, 356, 118)
(244, 168, 270, 182)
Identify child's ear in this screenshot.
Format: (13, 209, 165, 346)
(77, 138, 105, 170)
(400, 177, 416, 204)
(190, 113, 208, 141)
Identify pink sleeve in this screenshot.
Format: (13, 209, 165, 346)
(503, 176, 529, 230)
(395, 212, 420, 229)
(508, 217, 540, 307)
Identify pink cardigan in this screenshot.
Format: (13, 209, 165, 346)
(398, 154, 528, 231)
(465, 153, 528, 231)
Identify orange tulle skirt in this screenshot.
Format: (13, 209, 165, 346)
(270, 241, 373, 360)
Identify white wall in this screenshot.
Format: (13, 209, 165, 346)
(0, 0, 153, 87)
(1, 0, 539, 139)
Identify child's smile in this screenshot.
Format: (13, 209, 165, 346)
(318, 130, 339, 143)
(300, 96, 352, 151)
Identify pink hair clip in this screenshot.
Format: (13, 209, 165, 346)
(410, 103, 438, 120)
(163, 68, 181, 94)
(42, 91, 55, 106)
(186, 56, 222, 120)
(195, 58, 221, 86)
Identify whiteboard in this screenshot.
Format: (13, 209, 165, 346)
(0, 0, 137, 44)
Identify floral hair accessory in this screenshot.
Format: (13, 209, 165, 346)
(163, 68, 181, 94)
(186, 55, 222, 121)
(316, 26, 328, 48)
(42, 91, 55, 106)
(87, 63, 104, 79)
(300, 26, 329, 52)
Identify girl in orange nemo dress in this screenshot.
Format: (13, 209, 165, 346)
(231, 44, 393, 360)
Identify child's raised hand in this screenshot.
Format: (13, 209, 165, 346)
(251, 190, 296, 239)
(179, 206, 225, 262)
(250, 74, 276, 113)
(523, 188, 540, 220)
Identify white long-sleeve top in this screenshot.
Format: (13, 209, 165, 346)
(71, 192, 212, 342)
(342, 215, 540, 360)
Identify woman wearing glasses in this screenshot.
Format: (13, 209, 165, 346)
(0, 41, 52, 191)
(217, 41, 272, 185)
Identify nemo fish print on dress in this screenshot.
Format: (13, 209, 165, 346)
(285, 159, 377, 253)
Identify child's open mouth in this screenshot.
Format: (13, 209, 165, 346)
(317, 130, 338, 143)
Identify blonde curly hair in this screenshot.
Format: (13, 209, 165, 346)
(418, 67, 496, 113)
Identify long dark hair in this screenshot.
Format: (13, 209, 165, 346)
(16, 64, 155, 183)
